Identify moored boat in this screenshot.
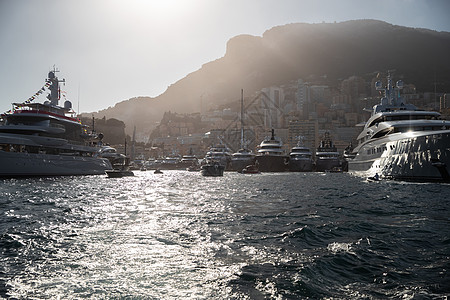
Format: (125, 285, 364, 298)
(288, 136, 314, 172)
(255, 129, 288, 172)
(315, 132, 340, 172)
(346, 74, 450, 182)
(201, 160, 225, 177)
(178, 149, 200, 170)
(99, 146, 134, 178)
(204, 143, 232, 170)
(230, 148, 255, 172)
(230, 89, 256, 171)
(106, 169, 134, 178)
(0, 68, 112, 177)
(240, 164, 260, 174)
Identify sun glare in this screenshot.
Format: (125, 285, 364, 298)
(108, 0, 195, 20)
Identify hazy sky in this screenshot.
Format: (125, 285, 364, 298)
(1, 0, 449, 114)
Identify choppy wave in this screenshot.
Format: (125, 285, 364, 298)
(1, 172, 449, 298)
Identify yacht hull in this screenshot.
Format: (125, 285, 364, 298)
(201, 164, 225, 177)
(0, 151, 113, 177)
(315, 158, 340, 172)
(230, 158, 255, 172)
(255, 155, 288, 172)
(288, 159, 313, 172)
(348, 131, 450, 182)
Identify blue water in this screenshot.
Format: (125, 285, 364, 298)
(1, 171, 449, 299)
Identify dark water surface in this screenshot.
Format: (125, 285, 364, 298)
(1, 171, 449, 299)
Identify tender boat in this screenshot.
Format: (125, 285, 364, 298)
(346, 74, 450, 182)
(105, 169, 134, 178)
(240, 164, 260, 174)
(255, 129, 288, 172)
(0, 68, 113, 177)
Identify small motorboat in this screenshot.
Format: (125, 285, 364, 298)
(240, 164, 260, 174)
(326, 166, 343, 173)
(367, 173, 381, 182)
(106, 169, 134, 178)
(201, 162, 225, 177)
(154, 169, 163, 174)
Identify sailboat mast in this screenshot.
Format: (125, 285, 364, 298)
(240, 89, 244, 148)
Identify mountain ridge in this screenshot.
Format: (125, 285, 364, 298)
(87, 19, 450, 137)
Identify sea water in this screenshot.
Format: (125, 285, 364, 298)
(1, 171, 449, 299)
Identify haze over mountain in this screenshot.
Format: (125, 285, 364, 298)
(88, 20, 450, 137)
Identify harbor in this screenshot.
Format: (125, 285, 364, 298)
(1, 3, 450, 298)
(1, 171, 449, 298)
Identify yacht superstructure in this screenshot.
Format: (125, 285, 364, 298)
(0, 69, 112, 177)
(315, 132, 340, 172)
(288, 136, 314, 172)
(255, 129, 288, 172)
(347, 74, 450, 181)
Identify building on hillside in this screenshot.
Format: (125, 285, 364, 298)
(341, 76, 366, 101)
(333, 127, 361, 153)
(151, 136, 181, 157)
(288, 119, 319, 151)
(309, 85, 330, 103)
(176, 133, 205, 156)
(440, 94, 448, 111)
(260, 87, 286, 128)
(296, 79, 310, 117)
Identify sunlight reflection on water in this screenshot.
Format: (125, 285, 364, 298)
(2, 171, 449, 298)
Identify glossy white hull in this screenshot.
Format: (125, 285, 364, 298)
(348, 130, 450, 182)
(0, 150, 112, 177)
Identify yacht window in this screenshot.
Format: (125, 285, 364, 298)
(372, 128, 392, 139)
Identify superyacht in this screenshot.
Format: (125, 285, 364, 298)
(230, 148, 255, 172)
(346, 75, 450, 182)
(178, 152, 199, 170)
(255, 129, 288, 172)
(315, 132, 340, 172)
(288, 136, 314, 172)
(0, 69, 112, 177)
(203, 143, 232, 170)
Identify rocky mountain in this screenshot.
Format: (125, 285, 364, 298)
(87, 20, 450, 138)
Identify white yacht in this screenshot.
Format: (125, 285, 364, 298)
(204, 143, 232, 170)
(231, 148, 255, 172)
(0, 69, 112, 177)
(346, 74, 450, 182)
(255, 129, 288, 172)
(288, 136, 314, 172)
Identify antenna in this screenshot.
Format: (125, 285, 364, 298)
(77, 82, 80, 114)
